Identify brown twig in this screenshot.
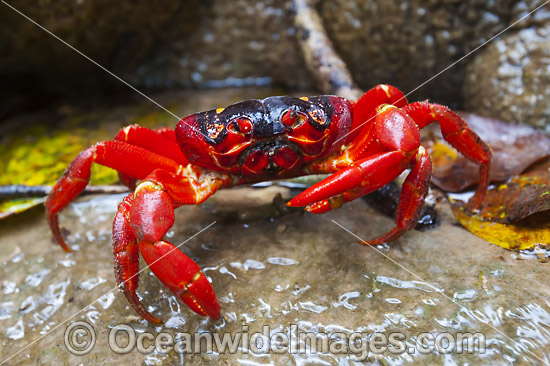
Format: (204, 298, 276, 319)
(292, 0, 363, 100)
(0, 185, 129, 200)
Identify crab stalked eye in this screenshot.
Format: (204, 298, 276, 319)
(227, 117, 253, 135)
(309, 108, 327, 126)
(281, 108, 308, 129)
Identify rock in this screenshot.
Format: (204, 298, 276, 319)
(464, 24, 550, 130)
(3, 0, 550, 129)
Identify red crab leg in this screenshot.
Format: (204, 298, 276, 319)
(346, 84, 408, 144)
(114, 125, 188, 164)
(290, 104, 436, 245)
(361, 147, 432, 245)
(403, 102, 492, 209)
(138, 239, 220, 319)
(303, 186, 373, 214)
(128, 168, 230, 319)
(114, 125, 188, 190)
(113, 182, 222, 321)
(153, 127, 179, 144)
(306, 147, 432, 243)
(46, 140, 181, 252)
(112, 193, 162, 323)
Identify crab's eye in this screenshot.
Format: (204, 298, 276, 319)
(227, 117, 253, 135)
(309, 108, 327, 126)
(281, 108, 308, 129)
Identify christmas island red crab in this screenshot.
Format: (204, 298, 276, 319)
(45, 84, 492, 322)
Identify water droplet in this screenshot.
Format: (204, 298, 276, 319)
(267, 257, 299, 266)
(299, 301, 327, 314)
(79, 277, 106, 290)
(385, 298, 402, 304)
(24, 269, 51, 287)
(7, 319, 24, 340)
(376, 275, 443, 293)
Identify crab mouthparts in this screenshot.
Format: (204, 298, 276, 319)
(241, 143, 300, 175)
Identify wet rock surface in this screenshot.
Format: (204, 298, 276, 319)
(1, 187, 550, 365)
(0, 87, 549, 365)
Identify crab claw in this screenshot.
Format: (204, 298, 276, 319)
(287, 151, 407, 208)
(138, 240, 221, 320)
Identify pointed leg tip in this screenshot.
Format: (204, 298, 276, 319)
(56, 234, 72, 253)
(466, 195, 484, 213)
(139, 311, 163, 324)
(144, 314, 163, 324)
(60, 242, 72, 253)
(54, 231, 72, 253)
(124, 290, 163, 323)
(136, 307, 163, 323)
(48, 213, 72, 252)
(358, 227, 406, 246)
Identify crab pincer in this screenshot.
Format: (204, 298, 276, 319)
(138, 240, 220, 319)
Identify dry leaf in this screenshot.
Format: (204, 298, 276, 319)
(451, 206, 550, 251)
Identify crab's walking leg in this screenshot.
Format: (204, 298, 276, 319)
(45, 140, 181, 252)
(127, 168, 231, 319)
(361, 147, 432, 245)
(114, 125, 188, 189)
(404, 102, 492, 209)
(114, 125, 188, 164)
(112, 193, 162, 323)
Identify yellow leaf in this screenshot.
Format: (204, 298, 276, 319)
(0, 198, 45, 219)
(451, 205, 550, 251)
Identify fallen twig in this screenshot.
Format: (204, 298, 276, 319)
(0, 184, 129, 200)
(292, 0, 363, 100)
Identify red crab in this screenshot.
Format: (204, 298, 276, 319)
(46, 84, 491, 322)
